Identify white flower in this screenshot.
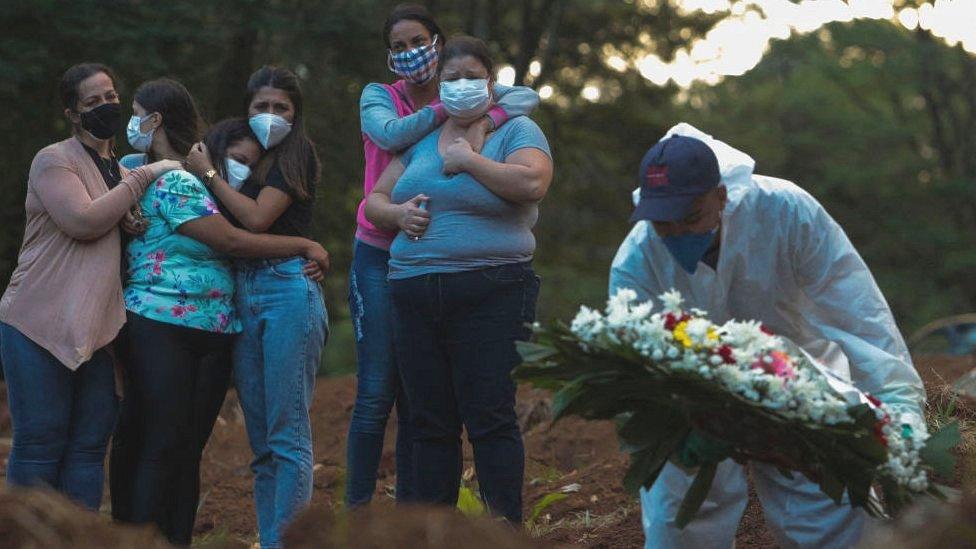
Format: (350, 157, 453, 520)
(607, 288, 639, 315)
(684, 318, 713, 346)
(659, 289, 684, 312)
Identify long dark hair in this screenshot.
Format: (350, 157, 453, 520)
(245, 66, 319, 201)
(204, 118, 256, 180)
(439, 36, 495, 76)
(59, 62, 118, 111)
(383, 3, 443, 48)
(134, 78, 204, 159)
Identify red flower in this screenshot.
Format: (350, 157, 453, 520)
(760, 324, 775, 335)
(665, 313, 678, 331)
(186, 305, 198, 312)
(209, 289, 223, 298)
(171, 305, 186, 318)
(717, 345, 736, 364)
(664, 313, 692, 331)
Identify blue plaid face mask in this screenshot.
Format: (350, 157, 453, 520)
(388, 35, 439, 85)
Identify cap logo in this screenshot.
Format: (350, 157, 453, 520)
(645, 165, 669, 188)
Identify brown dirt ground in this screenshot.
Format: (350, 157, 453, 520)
(0, 353, 972, 548)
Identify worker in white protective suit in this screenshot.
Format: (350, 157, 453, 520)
(609, 123, 926, 549)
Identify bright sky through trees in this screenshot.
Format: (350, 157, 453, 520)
(495, 0, 976, 96)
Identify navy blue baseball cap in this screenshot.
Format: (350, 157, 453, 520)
(630, 135, 721, 223)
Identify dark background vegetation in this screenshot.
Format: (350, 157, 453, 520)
(0, 0, 972, 374)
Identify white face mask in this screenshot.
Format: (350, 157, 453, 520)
(249, 113, 292, 149)
(126, 114, 155, 152)
(225, 158, 251, 190)
(439, 78, 491, 119)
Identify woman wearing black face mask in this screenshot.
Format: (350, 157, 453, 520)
(0, 63, 179, 510)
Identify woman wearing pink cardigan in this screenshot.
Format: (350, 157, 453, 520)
(0, 63, 178, 509)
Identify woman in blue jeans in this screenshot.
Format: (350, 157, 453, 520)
(111, 80, 328, 546)
(185, 66, 327, 549)
(0, 64, 181, 510)
(365, 36, 553, 522)
(347, 3, 539, 507)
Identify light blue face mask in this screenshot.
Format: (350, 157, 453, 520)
(249, 113, 292, 149)
(126, 114, 155, 152)
(225, 158, 251, 190)
(661, 229, 717, 274)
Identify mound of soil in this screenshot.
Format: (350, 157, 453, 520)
(283, 504, 544, 549)
(0, 488, 172, 549)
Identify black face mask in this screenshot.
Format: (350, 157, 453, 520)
(78, 102, 122, 140)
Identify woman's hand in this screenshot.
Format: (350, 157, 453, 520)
(302, 241, 331, 278)
(185, 142, 215, 178)
(464, 117, 492, 154)
(442, 138, 475, 175)
(146, 159, 183, 179)
(303, 259, 325, 281)
(121, 205, 148, 235)
(396, 194, 430, 238)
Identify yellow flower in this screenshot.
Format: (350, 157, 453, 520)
(673, 321, 693, 348)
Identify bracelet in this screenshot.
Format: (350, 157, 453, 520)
(482, 113, 497, 131)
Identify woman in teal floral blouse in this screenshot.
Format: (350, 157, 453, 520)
(109, 82, 328, 546)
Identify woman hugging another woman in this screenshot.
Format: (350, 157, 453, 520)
(109, 77, 328, 546)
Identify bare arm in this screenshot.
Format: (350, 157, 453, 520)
(33, 160, 179, 241)
(442, 138, 553, 204)
(364, 159, 430, 238)
(185, 143, 292, 232)
(177, 214, 330, 274)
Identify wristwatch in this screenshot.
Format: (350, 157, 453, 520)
(203, 168, 218, 186)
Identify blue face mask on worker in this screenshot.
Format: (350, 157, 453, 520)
(661, 229, 717, 274)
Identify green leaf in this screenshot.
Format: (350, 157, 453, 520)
(622, 422, 690, 494)
(457, 486, 485, 516)
(920, 421, 961, 478)
(817, 470, 846, 504)
(618, 407, 680, 453)
(675, 461, 718, 529)
(527, 492, 569, 524)
(516, 340, 558, 363)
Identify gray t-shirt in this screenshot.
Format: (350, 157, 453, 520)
(388, 116, 551, 280)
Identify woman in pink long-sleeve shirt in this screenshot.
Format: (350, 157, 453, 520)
(345, 3, 540, 506)
(0, 63, 179, 510)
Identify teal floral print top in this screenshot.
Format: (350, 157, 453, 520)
(124, 169, 240, 333)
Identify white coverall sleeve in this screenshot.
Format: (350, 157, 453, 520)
(609, 222, 662, 304)
(790, 195, 925, 419)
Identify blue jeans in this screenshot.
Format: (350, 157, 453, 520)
(0, 322, 118, 510)
(345, 239, 415, 506)
(390, 262, 540, 523)
(233, 257, 328, 549)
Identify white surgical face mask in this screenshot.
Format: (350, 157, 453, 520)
(249, 112, 292, 149)
(225, 158, 251, 190)
(439, 78, 491, 118)
(126, 114, 155, 152)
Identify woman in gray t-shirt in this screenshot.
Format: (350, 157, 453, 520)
(365, 35, 553, 522)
